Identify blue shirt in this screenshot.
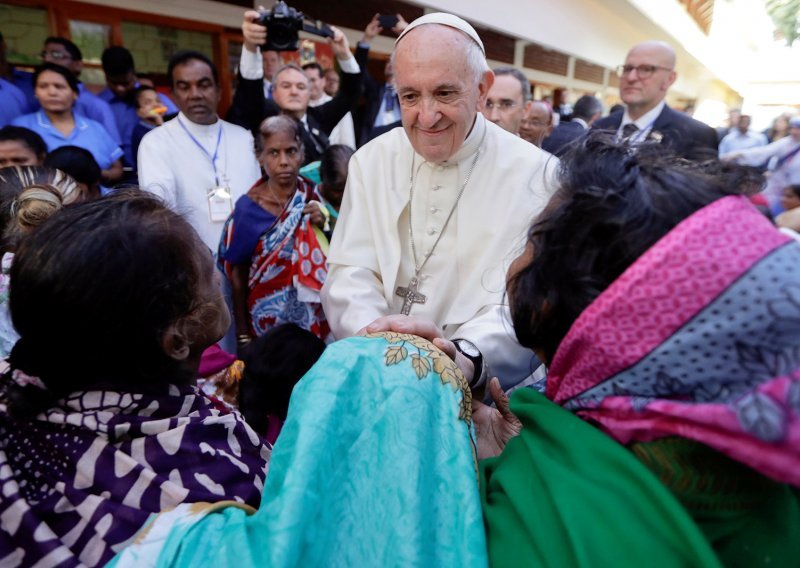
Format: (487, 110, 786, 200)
(98, 85, 177, 167)
(8, 68, 35, 112)
(0, 79, 27, 127)
(11, 110, 124, 169)
(10, 70, 121, 144)
(718, 129, 769, 156)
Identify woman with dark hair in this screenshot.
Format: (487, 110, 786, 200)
(238, 323, 326, 444)
(0, 125, 48, 167)
(44, 144, 104, 200)
(317, 143, 354, 236)
(478, 134, 800, 566)
(103, 136, 799, 567)
(0, 165, 78, 357)
(11, 63, 124, 183)
(0, 192, 268, 567)
(219, 114, 329, 350)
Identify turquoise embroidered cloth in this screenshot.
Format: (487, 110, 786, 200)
(110, 334, 487, 567)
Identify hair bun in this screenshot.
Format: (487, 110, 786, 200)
(14, 184, 64, 231)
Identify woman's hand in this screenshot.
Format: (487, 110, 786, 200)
(472, 378, 522, 460)
(303, 202, 325, 228)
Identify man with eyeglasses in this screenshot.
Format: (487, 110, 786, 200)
(519, 100, 554, 148)
(594, 40, 717, 161)
(482, 67, 532, 136)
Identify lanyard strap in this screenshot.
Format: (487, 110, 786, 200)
(776, 143, 800, 169)
(177, 117, 223, 186)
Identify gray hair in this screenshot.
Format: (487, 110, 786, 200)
(572, 95, 602, 121)
(271, 63, 307, 86)
(492, 67, 532, 101)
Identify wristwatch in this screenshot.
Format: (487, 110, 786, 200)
(452, 338, 488, 389)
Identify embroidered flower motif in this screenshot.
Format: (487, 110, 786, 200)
(369, 332, 472, 425)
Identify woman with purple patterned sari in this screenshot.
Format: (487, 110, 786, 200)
(0, 192, 268, 567)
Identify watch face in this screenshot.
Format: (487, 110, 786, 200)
(455, 339, 479, 358)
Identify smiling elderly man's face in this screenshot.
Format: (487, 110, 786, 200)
(393, 25, 492, 163)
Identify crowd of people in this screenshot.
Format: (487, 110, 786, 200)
(0, 9, 799, 567)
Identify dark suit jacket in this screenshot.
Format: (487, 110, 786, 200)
(542, 121, 586, 157)
(593, 104, 718, 161)
(227, 63, 363, 164)
(353, 43, 402, 147)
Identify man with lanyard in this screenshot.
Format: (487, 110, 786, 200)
(321, 13, 558, 392)
(138, 50, 260, 252)
(593, 40, 717, 161)
(99, 46, 178, 171)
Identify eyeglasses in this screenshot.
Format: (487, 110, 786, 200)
(40, 50, 72, 61)
(615, 64, 672, 79)
(485, 100, 519, 111)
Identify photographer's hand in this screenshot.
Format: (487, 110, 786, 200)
(242, 8, 267, 53)
(328, 26, 352, 61)
(362, 13, 382, 44)
(392, 14, 409, 34)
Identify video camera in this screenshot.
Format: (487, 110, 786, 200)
(256, 1, 334, 52)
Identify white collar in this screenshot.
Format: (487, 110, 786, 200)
(309, 93, 332, 108)
(177, 112, 220, 138)
(37, 110, 89, 132)
(572, 117, 589, 129)
(621, 100, 666, 130)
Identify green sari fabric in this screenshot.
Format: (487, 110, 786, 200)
(631, 438, 800, 567)
(480, 389, 723, 567)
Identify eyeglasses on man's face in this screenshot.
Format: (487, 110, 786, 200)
(485, 100, 519, 111)
(615, 64, 672, 79)
(40, 50, 72, 61)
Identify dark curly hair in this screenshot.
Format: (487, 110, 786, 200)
(238, 324, 325, 434)
(5, 190, 218, 417)
(508, 133, 750, 365)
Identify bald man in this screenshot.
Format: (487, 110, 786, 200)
(519, 101, 553, 148)
(593, 40, 717, 161)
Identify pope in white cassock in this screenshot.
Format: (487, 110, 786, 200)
(321, 13, 558, 390)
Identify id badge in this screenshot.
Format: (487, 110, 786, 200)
(207, 187, 233, 222)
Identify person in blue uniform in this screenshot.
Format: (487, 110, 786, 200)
(98, 46, 177, 170)
(12, 63, 124, 183)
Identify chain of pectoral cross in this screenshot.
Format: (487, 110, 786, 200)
(395, 132, 485, 316)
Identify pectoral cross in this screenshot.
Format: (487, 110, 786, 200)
(395, 276, 427, 315)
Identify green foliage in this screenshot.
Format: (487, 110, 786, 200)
(766, 0, 800, 46)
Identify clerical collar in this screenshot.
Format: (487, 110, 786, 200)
(621, 100, 665, 131)
(423, 113, 486, 167)
(177, 111, 220, 138)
